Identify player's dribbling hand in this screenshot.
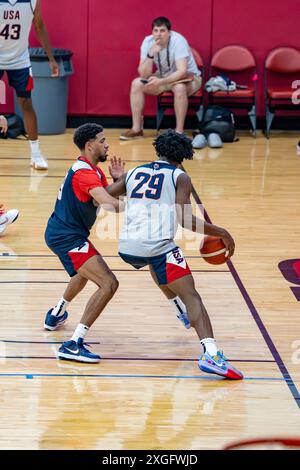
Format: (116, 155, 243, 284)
(109, 156, 125, 181)
(0, 115, 8, 134)
(50, 59, 59, 77)
(221, 230, 235, 258)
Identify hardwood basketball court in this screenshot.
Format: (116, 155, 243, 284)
(0, 129, 299, 449)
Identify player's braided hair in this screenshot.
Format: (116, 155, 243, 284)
(153, 129, 194, 163)
(73, 123, 104, 150)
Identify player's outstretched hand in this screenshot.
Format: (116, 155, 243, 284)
(109, 156, 125, 181)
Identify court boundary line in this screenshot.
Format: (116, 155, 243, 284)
(0, 355, 276, 363)
(0, 372, 288, 381)
(191, 186, 300, 408)
(0, 340, 100, 344)
(0, 268, 231, 281)
(0, 158, 149, 163)
(0, 268, 230, 273)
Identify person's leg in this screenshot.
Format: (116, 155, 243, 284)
(172, 83, 189, 134)
(150, 251, 215, 345)
(130, 78, 146, 132)
(63, 273, 88, 303)
(166, 274, 243, 379)
(120, 78, 165, 139)
(149, 266, 190, 328)
(166, 274, 214, 340)
(186, 75, 202, 97)
(76, 254, 119, 328)
(17, 96, 48, 169)
(18, 96, 38, 140)
(8, 68, 47, 170)
(149, 246, 242, 379)
(7, 67, 36, 139)
(44, 239, 94, 331)
(57, 254, 118, 363)
(0, 205, 19, 235)
(44, 274, 88, 330)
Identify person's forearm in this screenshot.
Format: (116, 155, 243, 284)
(106, 183, 126, 198)
(203, 220, 227, 237)
(160, 69, 187, 84)
(138, 58, 153, 78)
(102, 200, 125, 213)
(179, 208, 226, 236)
(35, 24, 55, 61)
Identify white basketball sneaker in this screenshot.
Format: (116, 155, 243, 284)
(192, 133, 207, 149)
(0, 208, 19, 234)
(31, 153, 48, 170)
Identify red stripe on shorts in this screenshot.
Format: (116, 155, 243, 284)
(26, 75, 34, 91)
(68, 240, 99, 271)
(165, 248, 191, 284)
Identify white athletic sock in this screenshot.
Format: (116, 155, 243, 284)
(169, 296, 187, 317)
(71, 323, 89, 343)
(201, 338, 218, 356)
(29, 140, 41, 156)
(51, 297, 69, 317)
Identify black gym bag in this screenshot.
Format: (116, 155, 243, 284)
(196, 105, 238, 143)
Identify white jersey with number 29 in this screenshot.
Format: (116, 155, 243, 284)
(119, 161, 184, 257)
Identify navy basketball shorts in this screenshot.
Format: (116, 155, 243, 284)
(0, 67, 34, 98)
(47, 238, 100, 277)
(119, 246, 191, 285)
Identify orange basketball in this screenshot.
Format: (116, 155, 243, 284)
(200, 236, 228, 265)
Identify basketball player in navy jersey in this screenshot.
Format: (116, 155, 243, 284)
(0, 0, 59, 169)
(44, 124, 125, 363)
(107, 130, 243, 380)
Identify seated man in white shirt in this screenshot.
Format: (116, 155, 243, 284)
(120, 17, 202, 140)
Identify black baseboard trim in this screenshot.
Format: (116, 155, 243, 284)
(67, 115, 300, 131)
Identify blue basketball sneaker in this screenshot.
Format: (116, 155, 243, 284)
(44, 308, 68, 331)
(198, 351, 243, 380)
(57, 338, 101, 363)
(176, 311, 191, 329)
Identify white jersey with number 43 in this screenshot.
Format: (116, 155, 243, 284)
(119, 161, 185, 257)
(0, 0, 37, 69)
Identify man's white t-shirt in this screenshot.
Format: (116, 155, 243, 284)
(140, 30, 200, 77)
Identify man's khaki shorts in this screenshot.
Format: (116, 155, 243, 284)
(163, 74, 202, 95)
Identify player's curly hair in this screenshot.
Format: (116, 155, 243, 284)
(153, 129, 194, 163)
(73, 123, 103, 150)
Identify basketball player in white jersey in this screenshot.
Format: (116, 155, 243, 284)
(107, 130, 243, 380)
(0, 0, 59, 169)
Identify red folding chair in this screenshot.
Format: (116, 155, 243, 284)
(265, 47, 300, 138)
(209, 45, 257, 135)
